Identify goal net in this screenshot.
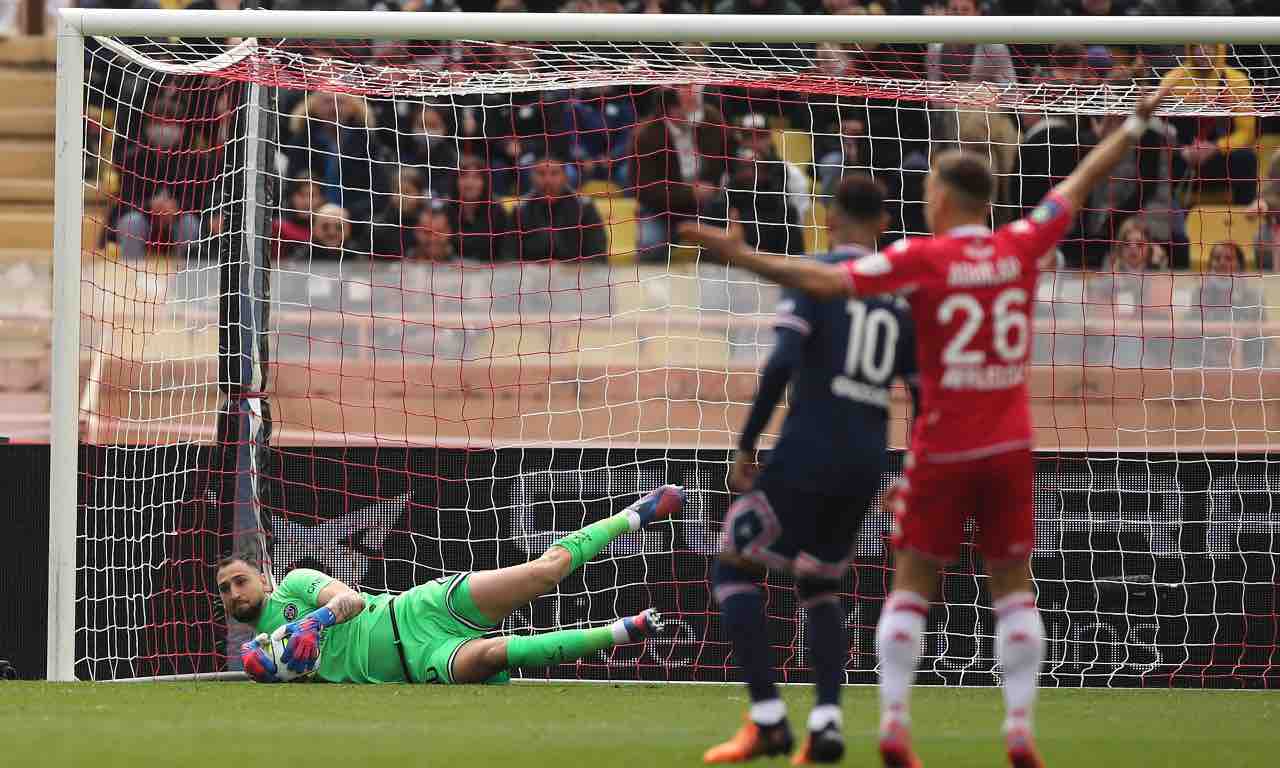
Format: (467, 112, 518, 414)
(55, 10, 1280, 687)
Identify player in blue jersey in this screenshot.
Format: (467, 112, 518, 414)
(703, 175, 917, 765)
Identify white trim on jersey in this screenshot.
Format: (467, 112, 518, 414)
(923, 438, 1032, 464)
(773, 314, 812, 336)
(944, 224, 992, 238)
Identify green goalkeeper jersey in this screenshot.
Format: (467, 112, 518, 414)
(253, 568, 405, 684)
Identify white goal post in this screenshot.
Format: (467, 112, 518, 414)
(50, 9, 1280, 684)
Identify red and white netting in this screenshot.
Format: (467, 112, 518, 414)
(72, 30, 1279, 685)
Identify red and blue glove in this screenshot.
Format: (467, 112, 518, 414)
(241, 636, 280, 683)
(280, 606, 336, 674)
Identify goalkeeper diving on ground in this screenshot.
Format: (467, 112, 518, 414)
(217, 485, 684, 684)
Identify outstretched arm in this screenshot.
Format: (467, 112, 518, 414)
(276, 580, 366, 674)
(1052, 82, 1175, 212)
(678, 224, 854, 301)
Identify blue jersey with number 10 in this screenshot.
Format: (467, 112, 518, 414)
(752, 245, 917, 494)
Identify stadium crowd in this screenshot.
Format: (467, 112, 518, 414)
(82, 0, 1280, 342)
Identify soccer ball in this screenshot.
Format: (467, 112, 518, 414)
(253, 628, 314, 683)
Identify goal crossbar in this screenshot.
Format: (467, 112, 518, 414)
(61, 9, 1280, 46)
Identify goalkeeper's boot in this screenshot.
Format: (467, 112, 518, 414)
(790, 723, 845, 765)
(627, 484, 685, 527)
(879, 719, 922, 768)
(704, 714, 794, 764)
(1006, 726, 1045, 768)
(618, 608, 664, 642)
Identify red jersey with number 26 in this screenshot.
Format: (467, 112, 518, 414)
(841, 193, 1074, 462)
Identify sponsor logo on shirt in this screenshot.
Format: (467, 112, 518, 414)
(284, 603, 298, 621)
(831, 375, 891, 408)
(940, 363, 1026, 390)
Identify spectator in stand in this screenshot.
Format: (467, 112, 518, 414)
(632, 85, 729, 261)
(728, 114, 808, 256)
(808, 34, 919, 234)
(369, 168, 428, 259)
(117, 187, 202, 262)
(925, 0, 1017, 85)
(1197, 241, 1266, 368)
(1087, 217, 1175, 367)
(293, 203, 351, 261)
(282, 91, 386, 225)
(407, 207, 459, 263)
(816, 113, 868, 199)
(947, 109, 1021, 225)
(705, 0, 808, 128)
(451, 158, 517, 263)
(1206, 241, 1250, 274)
(569, 87, 638, 187)
(1161, 44, 1259, 206)
(398, 104, 460, 201)
(515, 156, 609, 262)
(1103, 216, 1170, 274)
(1013, 105, 1086, 262)
(271, 176, 324, 261)
(111, 95, 216, 252)
(483, 80, 575, 197)
(1252, 152, 1280, 272)
(1029, 43, 1087, 85)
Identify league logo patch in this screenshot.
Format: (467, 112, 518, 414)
(284, 603, 298, 621)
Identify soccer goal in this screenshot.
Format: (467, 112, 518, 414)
(50, 9, 1280, 685)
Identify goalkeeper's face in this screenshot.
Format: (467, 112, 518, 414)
(216, 560, 270, 624)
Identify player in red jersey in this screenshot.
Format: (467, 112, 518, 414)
(682, 84, 1173, 768)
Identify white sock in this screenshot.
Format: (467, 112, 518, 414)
(807, 704, 843, 732)
(876, 590, 927, 733)
(750, 698, 786, 726)
(994, 592, 1044, 735)
(609, 617, 632, 644)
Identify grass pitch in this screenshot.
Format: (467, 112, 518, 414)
(2, 681, 1274, 767)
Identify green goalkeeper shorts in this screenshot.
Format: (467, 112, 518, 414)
(394, 573, 510, 685)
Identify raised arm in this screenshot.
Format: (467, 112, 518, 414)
(1052, 82, 1175, 212)
(678, 224, 853, 301)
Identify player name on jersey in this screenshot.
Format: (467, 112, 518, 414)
(947, 256, 1021, 288)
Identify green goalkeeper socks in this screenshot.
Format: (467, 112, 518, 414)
(550, 513, 632, 572)
(504, 624, 624, 668)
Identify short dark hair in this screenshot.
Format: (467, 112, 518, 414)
(832, 174, 887, 222)
(933, 150, 994, 209)
(217, 549, 263, 574)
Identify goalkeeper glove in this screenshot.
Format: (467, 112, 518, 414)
(241, 636, 280, 683)
(280, 607, 336, 674)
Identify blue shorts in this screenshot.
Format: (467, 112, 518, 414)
(720, 471, 878, 579)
